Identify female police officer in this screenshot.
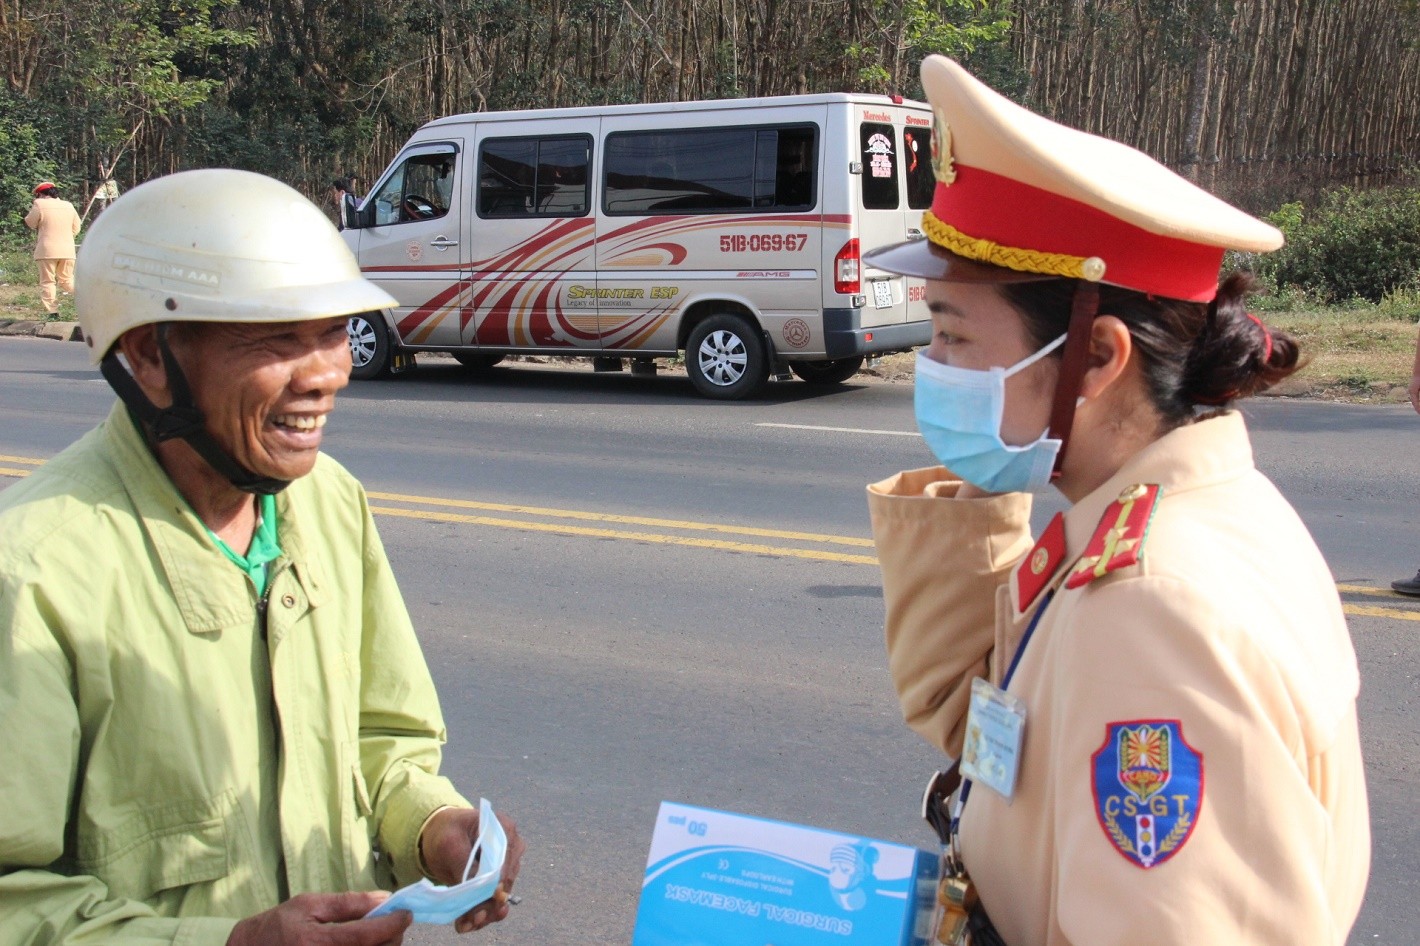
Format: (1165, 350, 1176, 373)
(865, 57, 1369, 946)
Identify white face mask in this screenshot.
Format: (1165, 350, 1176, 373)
(366, 797, 508, 925)
(913, 335, 1067, 494)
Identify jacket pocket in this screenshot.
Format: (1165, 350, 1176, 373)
(74, 789, 233, 904)
(341, 742, 382, 889)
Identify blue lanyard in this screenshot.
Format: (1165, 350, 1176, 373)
(952, 590, 1054, 827)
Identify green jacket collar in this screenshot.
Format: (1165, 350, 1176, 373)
(102, 403, 329, 634)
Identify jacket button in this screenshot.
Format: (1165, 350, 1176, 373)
(281, 594, 297, 608)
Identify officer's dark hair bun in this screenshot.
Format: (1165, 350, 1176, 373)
(1180, 272, 1301, 407)
(1002, 271, 1302, 427)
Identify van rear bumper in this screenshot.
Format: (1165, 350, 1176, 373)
(821, 309, 931, 358)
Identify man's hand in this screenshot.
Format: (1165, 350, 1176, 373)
(420, 806, 527, 934)
(226, 892, 411, 946)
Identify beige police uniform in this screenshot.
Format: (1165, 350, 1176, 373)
(24, 194, 82, 313)
(868, 411, 1369, 945)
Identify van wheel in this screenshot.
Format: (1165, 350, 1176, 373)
(348, 313, 392, 380)
(686, 314, 769, 399)
(452, 352, 506, 372)
(790, 356, 864, 385)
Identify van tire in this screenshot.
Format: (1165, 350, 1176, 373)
(348, 313, 392, 380)
(790, 356, 864, 385)
(686, 314, 769, 400)
(452, 352, 506, 372)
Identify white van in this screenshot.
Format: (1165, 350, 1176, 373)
(342, 92, 936, 399)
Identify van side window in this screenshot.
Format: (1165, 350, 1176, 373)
(604, 124, 817, 215)
(478, 135, 591, 218)
(860, 122, 899, 210)
(370, 152, 456, 226)
(903, 127, 935, 210)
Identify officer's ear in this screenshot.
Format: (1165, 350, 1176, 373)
(1078, 314, 1133, 401)
(115, 324, 174, 407)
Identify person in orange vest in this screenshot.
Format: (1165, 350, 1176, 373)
(23, 181, 82, 315)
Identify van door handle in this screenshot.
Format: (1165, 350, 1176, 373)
(430, 237, 459, 248)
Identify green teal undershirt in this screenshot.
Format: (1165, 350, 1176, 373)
(204, 493, 282, 597)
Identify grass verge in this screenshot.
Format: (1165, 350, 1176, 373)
(0, 244, 77, 321)
(1264, 309, 1416, 403)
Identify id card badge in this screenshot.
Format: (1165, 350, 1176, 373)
(959, 677, 1027, 801)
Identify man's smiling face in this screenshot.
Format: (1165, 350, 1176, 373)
(170, 316, 352, 483)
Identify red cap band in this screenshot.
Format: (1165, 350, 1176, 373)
(930, 166, 1225, 302)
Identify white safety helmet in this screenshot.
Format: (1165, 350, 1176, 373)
(76, 168, 395, 363)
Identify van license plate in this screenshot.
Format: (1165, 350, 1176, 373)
(872, 280, 894, 309)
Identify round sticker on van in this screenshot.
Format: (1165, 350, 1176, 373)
(406, 240, 424, 263)
(783, 318, 811, 349)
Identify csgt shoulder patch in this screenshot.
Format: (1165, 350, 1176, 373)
(1091, 719, 1203, 869)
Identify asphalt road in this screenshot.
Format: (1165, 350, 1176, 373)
(1, 336, 1416, 945)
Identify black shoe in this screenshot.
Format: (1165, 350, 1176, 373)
(1393, 570, 1420, 596)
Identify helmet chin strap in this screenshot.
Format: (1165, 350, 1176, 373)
(1045, 281, 1101, 481)
(99, 324, 290, 495)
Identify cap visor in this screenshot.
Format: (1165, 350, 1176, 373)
(864, 238, 1052, 284)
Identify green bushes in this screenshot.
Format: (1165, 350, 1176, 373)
(0, 91, 63, 244)
(1252, 182, 1420, 308)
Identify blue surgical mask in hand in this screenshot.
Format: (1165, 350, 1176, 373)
(365, 797, 508, 925)
(913, 336, 1067, 494)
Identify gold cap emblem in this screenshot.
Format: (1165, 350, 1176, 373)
(931, 109, 957, 185)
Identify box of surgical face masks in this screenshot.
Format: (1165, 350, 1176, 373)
(631, 802, 940, 946)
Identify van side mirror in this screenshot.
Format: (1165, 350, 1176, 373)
(340, 199, 359, 230)
(349, 201, 375, 230)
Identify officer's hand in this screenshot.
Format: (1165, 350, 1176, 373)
(419, 806, 527, 934)
(955, 481, 997, 499)
(226, 892, 411, 946)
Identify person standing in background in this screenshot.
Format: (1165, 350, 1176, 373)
(1393, 324, 1420, 596)
(330, 177, 358, 230)
(23, 181, 81, 315)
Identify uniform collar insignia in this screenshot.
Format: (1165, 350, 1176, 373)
(1014, 512, 1066, 613)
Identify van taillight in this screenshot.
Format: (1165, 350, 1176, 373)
(835, 238, 861, 294)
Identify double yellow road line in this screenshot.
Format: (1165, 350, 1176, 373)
(3, 453, 1417, 621)
(0, 454, 40, 480)
(367, 491, 877, 565)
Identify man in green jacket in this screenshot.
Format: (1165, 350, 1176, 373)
(0, 169, 524, 945)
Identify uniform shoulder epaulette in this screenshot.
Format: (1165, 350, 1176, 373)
(1065, 483, 1162, 590)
